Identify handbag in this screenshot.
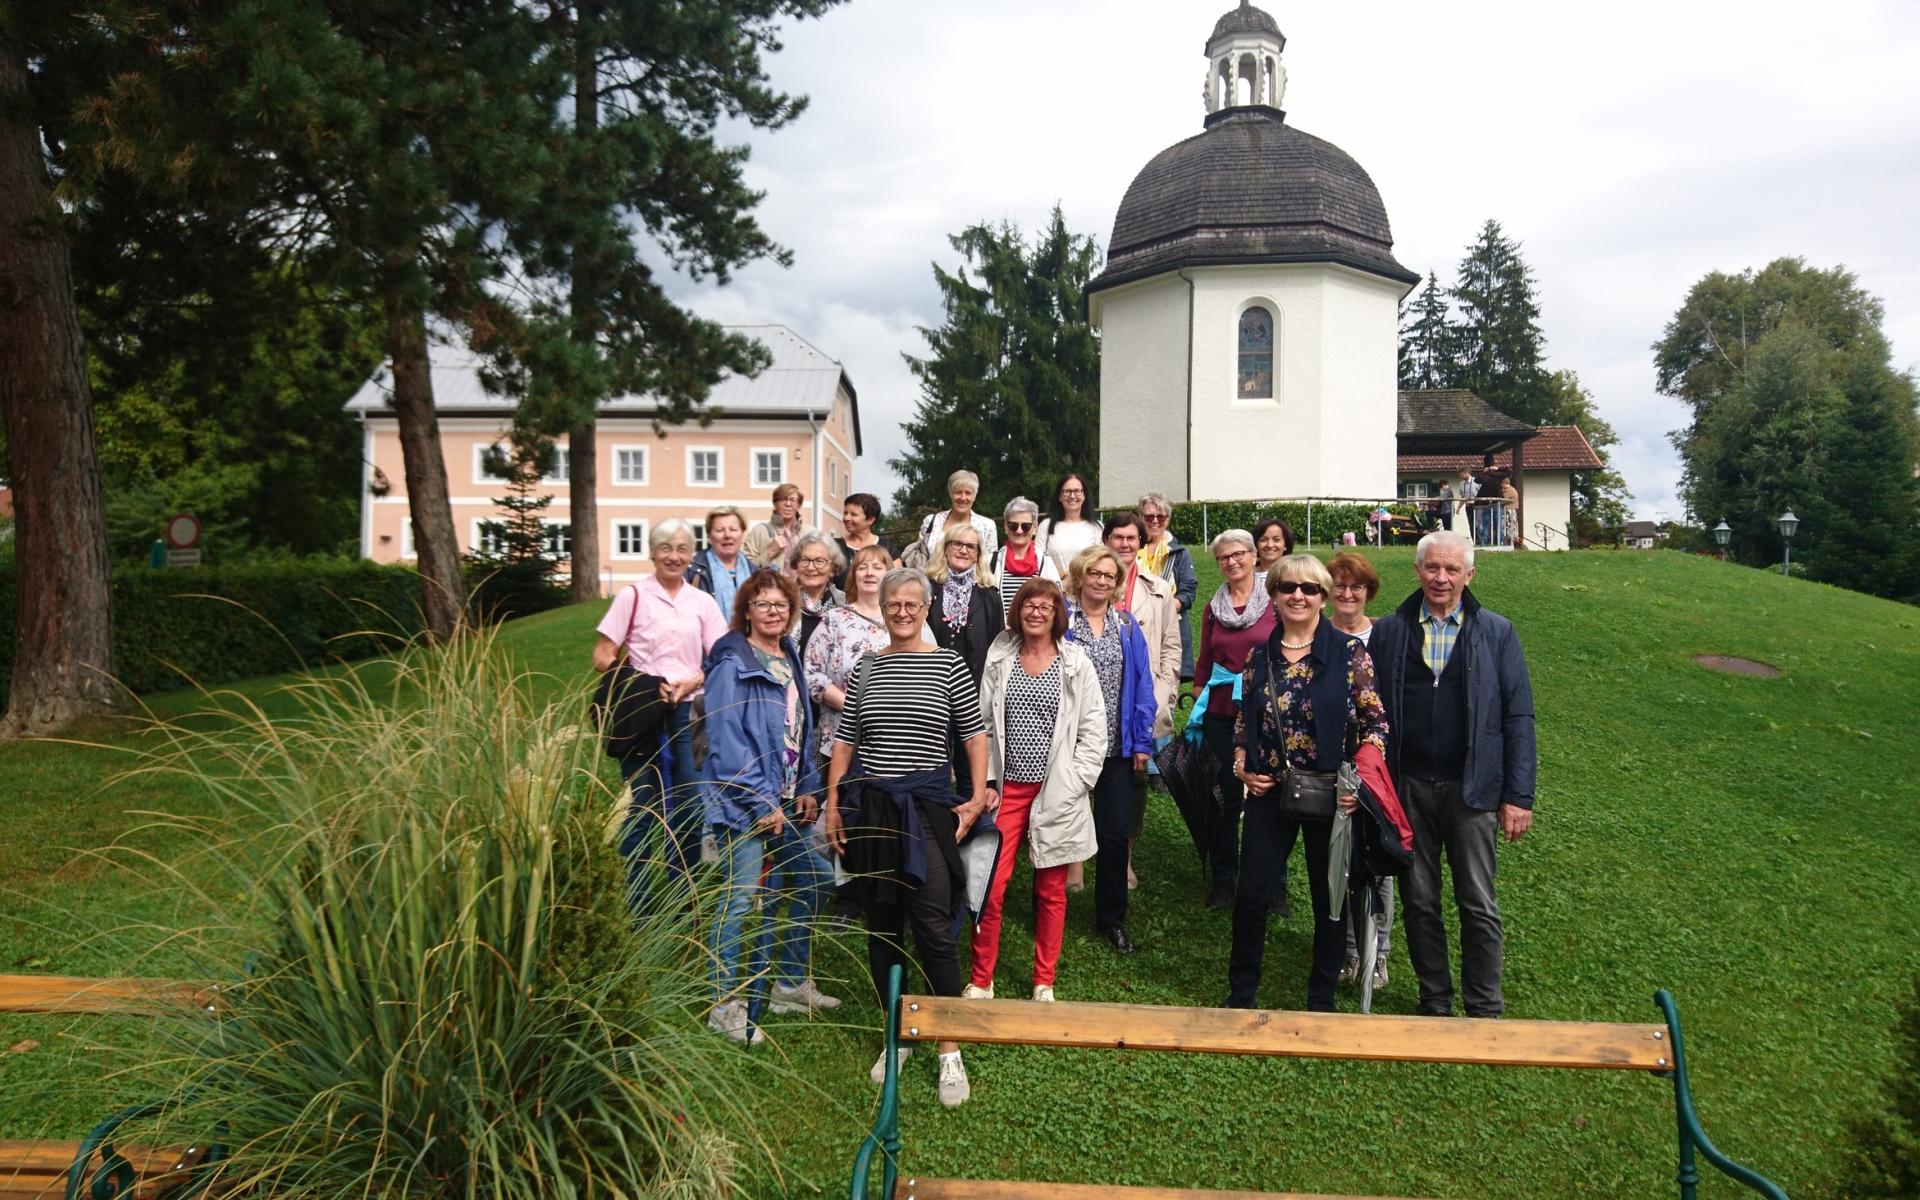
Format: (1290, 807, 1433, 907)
(1274, 769, 1338, 821)
(592, 585, 669, 759)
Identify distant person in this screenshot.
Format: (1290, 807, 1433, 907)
(1500, 475, 1521, 548)
(1327, 550, 1392, 990)
(1367, 530, 1536, 1017)
(1138, 492, 1199, 683)
(1190, 529, 1277, 910)
(1433, 481, 1455, 533)
(835, 493, 896, 588)
(746, 483, 814, 567)
(967, 578, 1104, 1002)
(914, 469, 998, 562)
(1456, 468, 1481, 545)
(690, 506, 754, 617)
(1473, 459, 1500, 547)
(1042, 473, 1104, 571)
(989, 496, 1062, 615)
(1252, 518, 1295, 575)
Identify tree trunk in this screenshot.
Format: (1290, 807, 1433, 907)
(568, 6, 603, 603)
(383, 287, 467, 640)
(0, 37, 116, 737)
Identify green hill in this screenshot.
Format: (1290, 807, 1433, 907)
(2, 548, 1915, 1197)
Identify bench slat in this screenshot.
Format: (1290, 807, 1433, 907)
(895, 1180, 1434, 1200)
(0, 1141, 206, 1200)
(0, 975, 219, 1016)
(897, 996, 1671, 1071)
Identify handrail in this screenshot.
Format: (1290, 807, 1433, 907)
(1655, 990, 1789, 1199)
(847, 964, 905, 1199)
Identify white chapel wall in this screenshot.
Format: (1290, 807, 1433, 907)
(1314, 268, 1402, 499)
(1094, 275, 1192, 508)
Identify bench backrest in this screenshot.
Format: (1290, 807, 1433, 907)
(896, 995, 1673, 1071)
(0, 974, 220, 1016)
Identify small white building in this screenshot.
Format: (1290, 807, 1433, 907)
(1397, 421, 1605, 551)
(1088, 1, 1418, 508)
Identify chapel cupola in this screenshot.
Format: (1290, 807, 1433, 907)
(1204, 0, 1286, 116)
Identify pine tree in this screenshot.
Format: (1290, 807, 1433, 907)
(1398, 272, 1456, 390)
(891, 207, 1102, 518)
(1449, 220, 1554, 423)
(467, 439, 567, 620)
(1543, 370, 1632, 544)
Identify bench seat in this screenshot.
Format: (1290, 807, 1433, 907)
(0, 1140, 206, 1200)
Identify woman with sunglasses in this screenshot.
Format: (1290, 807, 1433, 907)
(990, 497, 1062, 616)
(1137, 492, 1199, 683)
(1225, 553, 1389, 1011)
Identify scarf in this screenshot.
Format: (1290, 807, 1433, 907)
(1003, 541, 1039, 577)
(941, 574, 974, 630)
(1208, 579, 1270, 630)
(802, 585, 839, 619)
(1139, 536, 1170, 578)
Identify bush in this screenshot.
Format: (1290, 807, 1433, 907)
(1167, 500, 1404, 550)
(1836, 973, 1920, 1198)
(0, 558, 424, 707)
(465, 556, 571, 622)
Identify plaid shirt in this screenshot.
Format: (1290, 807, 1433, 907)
(1420, 601, 1464, 677)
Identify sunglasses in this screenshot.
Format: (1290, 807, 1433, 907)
(1273, 580, 1326, 597)
(1006, 522, 1034, 533)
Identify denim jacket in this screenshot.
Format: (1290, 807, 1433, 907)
(699, 631, 822, 831)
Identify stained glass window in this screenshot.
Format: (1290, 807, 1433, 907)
(1238, 306, 1274, 398)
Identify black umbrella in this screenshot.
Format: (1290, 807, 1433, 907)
(1154, 732, 1217, 870)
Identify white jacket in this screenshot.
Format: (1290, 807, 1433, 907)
(979, 633, 1106, 869)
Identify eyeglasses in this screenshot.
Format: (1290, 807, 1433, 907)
(947, 543, 980, 556)
(1216, 550, 1250, 565)
(1273, 581, 1325, 597)
(796, 556, 832, 569)
(1019, 601, 1055, 615)
(749, 600, 792, 613)
(1059, 488, 1085, 497)
(884, 601, 926, 615)
(1006, 522, 1034, 533)
(1084, 569, 1119, 583)
(1330, 582, 1368, 595)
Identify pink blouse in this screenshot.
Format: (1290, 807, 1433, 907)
(596, 576, 728, 696)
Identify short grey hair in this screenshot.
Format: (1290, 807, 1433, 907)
(1414, 529, 1476, 571)
(880, 567, 931, 609)
(1003, 495, 1040, 523)
(1209, 528, 1256, 557)
(946, 469, 979, 496)
(649, 518, 695, 553)
(1137, 491, 1172, 515)
(786, 530, 846, 573)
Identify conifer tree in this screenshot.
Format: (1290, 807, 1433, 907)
(1543, 370, 1632, 544)
(1450, 220, 1554, 423)
(1398, 272, 1456, 390)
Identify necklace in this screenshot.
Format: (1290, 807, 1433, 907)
(1280, 639, 1313, 651)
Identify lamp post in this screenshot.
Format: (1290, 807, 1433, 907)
(1777, 510, 1799, 577)
(1712, 520, 1731, 559)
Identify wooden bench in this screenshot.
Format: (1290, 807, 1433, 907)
(848, 966, 1789, 1199)
(0, 975, 226, 1200)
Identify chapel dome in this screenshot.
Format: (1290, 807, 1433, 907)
(1088, 108, 1417, 294)
(1209, 2, 1284, 47)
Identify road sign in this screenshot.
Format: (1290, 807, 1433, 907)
(165, 513, 201, 550)
(166, 549, 202, 568)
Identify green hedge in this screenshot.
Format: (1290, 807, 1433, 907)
(1167, 500, 1412, 549)
(0, 559, 426, 706)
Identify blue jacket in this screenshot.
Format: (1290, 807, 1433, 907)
(1067, 605, 1158, 757)
(1368, 587, 1537, 812)
(699, 631, 822, 831)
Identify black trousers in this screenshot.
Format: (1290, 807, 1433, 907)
(864, 818, 965, 1009)
(1090, 755, 1135, 932)
(1202, 713, 1244, 883)
(1227, 799, 1346, 1011)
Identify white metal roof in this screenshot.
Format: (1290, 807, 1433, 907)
(344, 323, 861, 452)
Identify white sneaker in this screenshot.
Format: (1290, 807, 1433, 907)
(937, 1052, 970, 1108)
(1371, 959, 1389, 989)
(961, 983, 994, 1000)
(1031, 985, 1055, 1003)
(869, 1046, 912, 1083)
(770, 979, 842, 1013)
(706, 1001, 765, 1045)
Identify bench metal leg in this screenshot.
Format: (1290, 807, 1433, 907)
(848, 963, 905, 1200)
(1655, 990, 1789, 1200)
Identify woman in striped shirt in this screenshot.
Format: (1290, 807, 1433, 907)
(823, 568, 990, 1109)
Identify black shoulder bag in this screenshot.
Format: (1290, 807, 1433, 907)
(592, 585, 669, 759)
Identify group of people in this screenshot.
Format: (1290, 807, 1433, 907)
(1433, 462, 1523, 549)
(592, 470, 1536, 1111)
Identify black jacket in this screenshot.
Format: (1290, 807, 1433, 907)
(1368, 587, 1537, 812)
(929, 583, 1005, 686)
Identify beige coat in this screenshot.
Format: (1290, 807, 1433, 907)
(1123, 565, 1182, 737)
(744, 519, 816, 568)
(979, 633, 1106, 870)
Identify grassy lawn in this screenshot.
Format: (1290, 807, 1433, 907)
(3, 548, 1917, 1197)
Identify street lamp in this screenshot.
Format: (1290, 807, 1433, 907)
(1712, 519, 1731, 557)
(1777, 510, 1799, 576)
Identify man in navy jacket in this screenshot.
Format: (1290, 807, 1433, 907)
(1367, 530, 1536, 1017)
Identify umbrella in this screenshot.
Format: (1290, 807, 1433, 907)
(1355, 883, 1381, 1014)
(1325, 762, 1363, 920)
(1154, 734, 1216, 869)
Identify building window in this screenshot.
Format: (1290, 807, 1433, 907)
(1400, 480, 1434, 500)
(399, 520, 416, 559)
(688, 447, 723, 487)
(476, 441, 568, 484)
(613, 446, 649, 485)
(544, 445, 569, 485)
(1238, 306, 1275, 399)
(613, 520, 649, 559)
(542, 520, 571, 557)
(753, 449, 785, 487)
(474, 520, 507, 557)
(692, 521, 709, 552)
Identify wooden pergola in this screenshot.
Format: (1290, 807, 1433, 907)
(1397, 389, 1540, 536)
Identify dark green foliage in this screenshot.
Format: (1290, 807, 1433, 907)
(463, 440, 571, 622)
(0, 560, 422, 707)
(1543, 370, 1633, 546)
(1164, 501, 1394, 550)
(1398, 271, 1456, 390)
(1837, 974, 1920, 1198)
(891, 206, 1102, 517)
(1448, 220, 1554, 424)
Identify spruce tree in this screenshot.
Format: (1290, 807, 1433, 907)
(1543, 370, 1632, 544)
(1398, 272, 1456, 390)
(1449, 220, 1554, 423)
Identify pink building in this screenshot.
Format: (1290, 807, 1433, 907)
(348, 325, 862, 593)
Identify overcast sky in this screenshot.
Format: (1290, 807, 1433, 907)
(672, 0, 1920, 520)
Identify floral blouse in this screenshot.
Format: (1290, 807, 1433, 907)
(1234, 636, 1390, 775)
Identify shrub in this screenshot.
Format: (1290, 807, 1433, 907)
(1836, 973, 1920, 1198)
(0, 559, 425, 708)
(1167, 500, 1403, 550)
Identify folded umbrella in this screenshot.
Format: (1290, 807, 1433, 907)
(1154, 733, 1216, 869)
(1356, 884, 1380, 1014)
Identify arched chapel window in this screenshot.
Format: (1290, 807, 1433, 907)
(1238, 306, 1274, 398)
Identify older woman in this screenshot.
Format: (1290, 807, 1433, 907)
(1327, 550, 1392, 991)
(835, 493, 895, 587)
(824, 568, 991, 1109)
(806, 545, 933, 761)
(1064, 545, 1158, 956)
(1226, 553, 1390, 1012)
(1252, 517, 1296, 577)
(1042, 473, 1102, 570)
(592, 518, 730, 906)
(926, 525, 1005, 688)
(967, 579, 1104, 1003)
(700, 570, 838, 1042)
(690, 505, 754, 617)
(1189, 529, 1277, 911)
(914, 469, 999, 560)
(1137, 493, 1199, 683)
(989, 496, 1062, 615)
(786, 531, 846, 656)
(746, 483, 814, 567)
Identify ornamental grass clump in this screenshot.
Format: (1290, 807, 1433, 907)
(113, 628, 796, 1198)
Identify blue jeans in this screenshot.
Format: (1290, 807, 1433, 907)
(709, 817, 832, 998)
(618, 700, 698, 915)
